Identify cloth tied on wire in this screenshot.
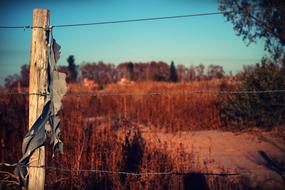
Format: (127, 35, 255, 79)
(14, 31, 67, 188)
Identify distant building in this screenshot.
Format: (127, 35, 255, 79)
(83, 78, 98, 89)
(117, 78, 134, 86)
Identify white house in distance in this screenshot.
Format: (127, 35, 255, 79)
(117, 78, 134, 86)
(83, 78, 98, 89)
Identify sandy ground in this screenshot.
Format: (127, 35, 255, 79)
(139, 128, 285, 189)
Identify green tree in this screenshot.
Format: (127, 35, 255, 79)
(127, 62, 134, 80)
(169, 61, 178, 82)
(20, 64, 29, 87)
(220, 59, 285, 129)
(219, 0, 285, 61)
(67, 55, 78, 82)
(4, 64, 29, 87)
(219, 1, 285, 129)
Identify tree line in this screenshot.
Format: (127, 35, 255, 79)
(4, 57, 226, 88)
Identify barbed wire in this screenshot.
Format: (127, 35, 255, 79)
(1, 162, 282, 177)
(0, 162, 235, 176)
(64, 89, 285, 97)
(0, 163, 17, 167)
(2, 7, 279, 30)
(1, 89, 285, 97)
(0, 25, 48, 30)
(0, 11, 231, 30)
(0, 25, 31, 29)
(52, 11, 230, 28)
(0, 92, 48, 96)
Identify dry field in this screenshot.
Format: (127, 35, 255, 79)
(1, 80, 285, 189)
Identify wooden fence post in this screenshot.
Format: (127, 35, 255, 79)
(28, 8, 50, 190)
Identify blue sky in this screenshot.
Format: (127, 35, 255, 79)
(0, 0, 267, 86)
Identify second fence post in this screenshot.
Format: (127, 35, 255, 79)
(28, 8, 50, 190)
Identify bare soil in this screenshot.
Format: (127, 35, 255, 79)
(140, 128, 285, 189)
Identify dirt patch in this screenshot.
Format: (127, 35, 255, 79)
(140, 128, 285, 189)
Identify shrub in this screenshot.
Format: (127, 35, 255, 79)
(220, 59, 285, 129)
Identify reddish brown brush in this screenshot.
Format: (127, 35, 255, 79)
(69, 80, 225, 132)
(0, 80, 244, 189)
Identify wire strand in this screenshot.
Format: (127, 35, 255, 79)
(1, 162, 282, 177)
(0, 11, 230, 29)
(0, 25, 31, 29)
(64, 89, 285, 97)
(52, 11, 230, 28)
(0, 92, 49, 96)
(1, 89, 285, 97)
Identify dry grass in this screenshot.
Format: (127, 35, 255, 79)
(1, 80, 270, 189)
(68, 80, 225, 132)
